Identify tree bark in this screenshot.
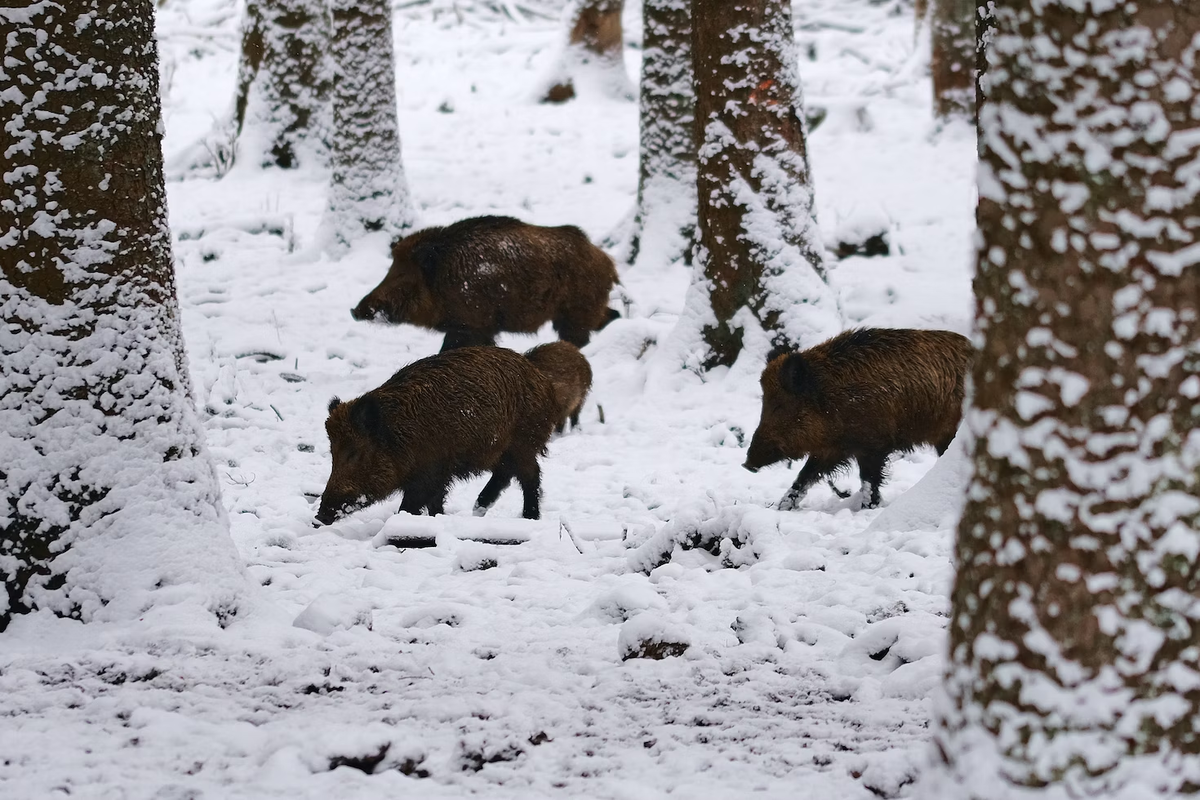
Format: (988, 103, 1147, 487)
(691, 0, 840, 368)
(931, 0, 975, 119)
(932, 0, 1200, 795)
(232, 0, 330, 169)
(322, 0, 416, 253)
(0, 1, 245, 630)
(541, 0, 633, 103)
(620, 0, 695, 268)
(974, 1, 994, 130)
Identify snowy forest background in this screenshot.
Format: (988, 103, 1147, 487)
(2, 0, 1198, 798)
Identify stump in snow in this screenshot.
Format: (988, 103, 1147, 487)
(618, 614, 691, 660)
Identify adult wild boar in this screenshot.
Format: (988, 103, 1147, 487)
(352, 215, 621, 352)
(524, 341, 593, 433)
(743, 328, 972, 510)
(315, 347, 558, 525)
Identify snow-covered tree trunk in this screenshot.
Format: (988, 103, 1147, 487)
(974, 1, 995, 127)
(690, 0, 840, 368)
(0, 1, 246, 630)
(931, 1, 1200, 796)
(540, 0, 633, 103)
(620, 0, 695, 268)
(931, 0, 974, 119)
(320, 0, 416, 254)
(232, 0, 330, 169)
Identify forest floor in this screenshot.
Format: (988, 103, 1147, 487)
(1, 0, 977, 797)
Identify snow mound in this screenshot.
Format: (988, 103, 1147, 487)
(618, 613, 691, 661)
(583, 578, 667, 623)
(292, 593, 373, 635)
(865, 428, 971, 534)
(627, 503, 784, 573)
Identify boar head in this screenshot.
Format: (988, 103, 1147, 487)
(351, 231, 443, 327)
(315, 395, 403, 525)
(743, 351, 829, 472)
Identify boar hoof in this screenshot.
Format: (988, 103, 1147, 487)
(776, 494, 801, 512)
(472, 505, 488, 517)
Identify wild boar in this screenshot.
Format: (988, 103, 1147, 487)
(352, 215, 621, 352)
(743, 328, 972, 509)
(524, 341, 593, 433)
(315, 347, 558, 525)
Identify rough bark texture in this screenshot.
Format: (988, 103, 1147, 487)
(974, 1, 995, 129)
(322, 0, 415, 253)
(232, 0, 330, 169)
(541, 0, 632, 103)
(932, 1, 1200, 796)
(0, 1, 244, 629)
(931, 0, 975, 119)
(622, 0, 695, 268)
(691, 0, 840, 368)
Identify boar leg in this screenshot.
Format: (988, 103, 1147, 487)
(934, 435, 956, 456)
(568, 407, 581, 430)
(495, 448, 543, 520)
(423, 481, 451, 516)
(826, 480, 853, 499)
(855, 452, 889, 509)
(474, 458, 515, 516)
(778, 457, 848, 511)
(399, 472, 451, 516)
(552, 318, 591, 348)
(440, 328, 497, 352)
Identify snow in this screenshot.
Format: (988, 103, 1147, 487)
(1, 0, 978, 796)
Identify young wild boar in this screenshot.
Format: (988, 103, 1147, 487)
(315, 347, 558, 525)
(352, 215, 621, 352)
(524, 341, 593, 433)
(743, 328, 972, 510)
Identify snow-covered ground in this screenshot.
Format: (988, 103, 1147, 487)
(0, 0, 977, 796)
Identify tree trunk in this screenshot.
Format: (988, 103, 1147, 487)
(541, 0, 633, 103)
(691, 0, 840, 368)
(0, 1, 245, 630)
(932, 0, 1200, 795)
(931, 0, 975, 119)
(974, 1, 995, 130)
(619, 0, 695, 268)
(232, 0, 330, 169)
(321, 0, 416, 253)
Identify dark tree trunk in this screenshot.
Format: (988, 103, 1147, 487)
(931, 0, 975, 119)
(690, 0, 840, 368)
(232, 0, 330, 169)
(322, 0, 415, 252)
(932, 0, 1200, 794)
(541, 0, 633, 103)
(620, 0, 695, 268)
(0, 1, 243, 629)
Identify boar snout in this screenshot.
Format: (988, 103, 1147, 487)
(743, 434, 783, 473)
(351, 298, 378, 322)
(316, 492, 359, 526)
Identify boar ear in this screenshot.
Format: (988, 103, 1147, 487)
(778, 353, 817, 396)
(328, 396, 342, 414)
(766, 342, 794, 365)
(411, 236, 445, 284)
(349, 396, 384, 437)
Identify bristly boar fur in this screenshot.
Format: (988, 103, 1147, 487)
(743, 328, 972, 510)
(524, 341, 592, 433)
(315, 347, 558, 525)
(352, 215, 621, 352)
